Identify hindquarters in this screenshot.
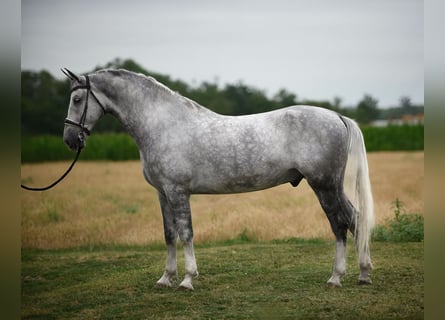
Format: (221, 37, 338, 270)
(282, 106, 350, 188)
(284, 107, 374, 286)
(284, 106, 354, 232)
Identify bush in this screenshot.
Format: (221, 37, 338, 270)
(21, 133, 139, 163)
(372, 199, 424, 242)
(362, 125, 424, 151)
(21, 135, 73, 162)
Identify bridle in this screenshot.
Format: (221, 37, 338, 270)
(21, 73, 106, 191)
(64, 75, 106, 142)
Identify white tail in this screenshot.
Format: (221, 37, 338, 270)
(343, 117, 375, 267)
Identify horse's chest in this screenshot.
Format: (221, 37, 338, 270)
(141, 157, 164, 189)
(141, 154, 190, 190)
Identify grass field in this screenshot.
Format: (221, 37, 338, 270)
(22, 241, 423, 319)
(21, 152, 424, 248)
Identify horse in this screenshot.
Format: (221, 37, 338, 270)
(61, 68, 374, 290)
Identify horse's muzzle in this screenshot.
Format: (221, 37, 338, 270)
(63, 126, 86, 151)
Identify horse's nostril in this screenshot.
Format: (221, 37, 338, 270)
(63, 137, 77, 151)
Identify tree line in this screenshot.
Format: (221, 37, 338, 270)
(21, 58, 423, 136)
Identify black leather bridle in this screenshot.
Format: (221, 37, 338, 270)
(64, 75, 106, 141)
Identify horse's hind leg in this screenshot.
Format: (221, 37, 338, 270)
(347, 209, 373, 285)
(311, 186, 353, 288)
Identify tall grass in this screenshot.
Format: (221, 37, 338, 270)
(21, 125, 424, 163)
(21, 152, 423, 249)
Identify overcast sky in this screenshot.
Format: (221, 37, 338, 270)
(22, 0, 423, 108)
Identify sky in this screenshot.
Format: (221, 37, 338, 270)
(21, 0, 423, 108)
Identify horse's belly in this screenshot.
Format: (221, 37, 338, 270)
(190, 170, 292, 194)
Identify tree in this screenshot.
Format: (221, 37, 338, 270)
(189, 81, 234, 115)
(399, 96, 412, 109)
(272, 89, 297, 108)
(222, 82, 271, 115)
(21, 70, 70, 135)
(355, 94, 379, 125)
(333, 96, 342, 110)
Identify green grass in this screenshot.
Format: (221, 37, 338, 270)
(22, 240, 423, 319)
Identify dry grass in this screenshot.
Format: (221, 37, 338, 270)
(21, 152, 424, 249)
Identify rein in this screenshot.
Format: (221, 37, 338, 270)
(21, 147, 82, 191)
(21, 74, 105, 191)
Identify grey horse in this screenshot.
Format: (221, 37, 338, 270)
(62, 68, 374, 290)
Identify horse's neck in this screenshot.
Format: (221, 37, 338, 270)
(96, 72, 216, 144)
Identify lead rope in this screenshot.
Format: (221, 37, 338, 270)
(21, 146, 82, 191)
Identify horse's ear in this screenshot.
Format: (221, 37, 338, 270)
(61, 68, 81, 83)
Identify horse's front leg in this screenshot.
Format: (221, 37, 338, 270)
(180, 239, 198, 290)
(167, 190, 198, 290)
(170, 193, 198, 290)
(156, 192, 178, 288)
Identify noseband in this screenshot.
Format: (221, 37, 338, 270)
(64, 75, 106, 142)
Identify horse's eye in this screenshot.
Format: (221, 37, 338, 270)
(73, 96, 81, 103)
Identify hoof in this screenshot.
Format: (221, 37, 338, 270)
(155, 276, 174, 288)
(156, 271, 176, 288)
(326, 275, 342, 288)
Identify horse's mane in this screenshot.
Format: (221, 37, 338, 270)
(94, 68, 205, 112)
(96, 69, 176, 94)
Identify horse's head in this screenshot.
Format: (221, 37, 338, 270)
(61, 68, 106, 151)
